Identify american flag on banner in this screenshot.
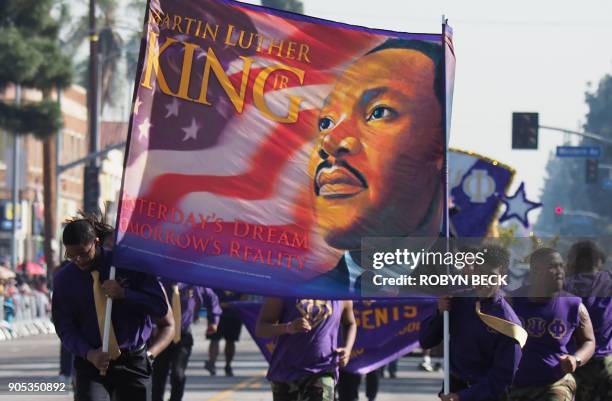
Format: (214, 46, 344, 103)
(113, 0, 452, 298)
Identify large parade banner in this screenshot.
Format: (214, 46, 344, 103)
(234, 299, 437, 374)
(113, 0, 455, 298)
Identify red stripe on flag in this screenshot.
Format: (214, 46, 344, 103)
(145, 109, 318, 206)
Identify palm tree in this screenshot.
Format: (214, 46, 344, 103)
(0, 0, 72, 272)
(64, 0, 124, 114)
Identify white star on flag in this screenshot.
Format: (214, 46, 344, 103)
(165, 98, 180, 118)
(181, 118, 200, 141)
(134, 97, 142, 114)
(138, 118, 152, 142)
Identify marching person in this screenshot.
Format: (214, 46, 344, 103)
(205, 290, 244, 376)
(420, 244, 527, 401)
(564, 240, 612, 401)
(152, 281, 221, 401)
(52, 217, 172, 401)
(256, 298, 356, 401)
(508, 247, 596, 401)
(337, 368, 382, 401)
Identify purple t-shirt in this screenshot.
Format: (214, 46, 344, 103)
(511, 292, 581, 387)
(565, 271, 612, 357)
(420, 293, 523, 401)
(267, 299, 343, 383)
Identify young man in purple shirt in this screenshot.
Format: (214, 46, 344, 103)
(563, 240, 612, 401)
(508, 247, 596, 401)
(205, 289, 244, 376)
(52, 218, 171, 401)
(420, 244, 526, 401)
(152, 281, 221, 401)
(256, 298, 356, 401)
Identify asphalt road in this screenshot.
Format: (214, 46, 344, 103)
(0, 323, 442, 401)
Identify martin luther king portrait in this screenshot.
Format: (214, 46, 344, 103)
(304, 39, 445, 297)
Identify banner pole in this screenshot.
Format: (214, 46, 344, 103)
(441, 13, 450, 395)
(102, 266, 116, 354)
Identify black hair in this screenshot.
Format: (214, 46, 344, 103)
(62, 211, 114, 246)
(365, 38, 443, 106)
(529, 247, 560, 270)
(481, 243, 510, 271)
(567, 240, 606, 274)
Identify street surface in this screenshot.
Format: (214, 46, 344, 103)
(0, 323, 442, 401)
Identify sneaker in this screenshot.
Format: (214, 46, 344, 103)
(225, 365, 234, 377)
(389, 371, 397, 379)
(434, 362, 443, 372)
(204, 360, 216, 376)
(419, 361, 434, 372)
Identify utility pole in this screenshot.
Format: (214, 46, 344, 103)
(84, 0, 101, 214)
(10, 85, 21, 270)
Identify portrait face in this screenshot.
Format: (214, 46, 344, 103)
(308, 47, 444, 250)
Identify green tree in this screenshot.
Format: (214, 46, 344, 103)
(535, 75, 612, 236)
(261, 0, 304, 13)
(65, 0, 124, 114)
(0, 0, 72, 270)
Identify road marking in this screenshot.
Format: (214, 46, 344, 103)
(206, 372, 266, 401)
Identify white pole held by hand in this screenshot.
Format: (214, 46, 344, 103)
(102, 266, 116, 353)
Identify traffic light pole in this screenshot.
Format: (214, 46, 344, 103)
(85, 0, 101, 214)
(539, 125, 612, 146)
(10, 85, 21, 270)
(57, 141, 126, 175)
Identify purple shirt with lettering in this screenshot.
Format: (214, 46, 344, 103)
(420, 292, 523, 401)
(565, 271, 612, 357)
(510, 291, 581, 387)
(267, 299, 343, 383)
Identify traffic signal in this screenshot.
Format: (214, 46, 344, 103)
(512, 112, 539, 149)
(83, 164, 101, 213)
(586, 159, 599, 183)
(554, 205, 564, 224)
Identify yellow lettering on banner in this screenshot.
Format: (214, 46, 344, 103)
(225, 24, 238, 47)
(202, 23, 219, 41)
(172, 15, 183, 33)
(141, 31, 177, 91)
(253, 64, 305, 123)
(361, 309, 374, 329)
(141, 31, 199, 102)
(196, 48, 253, 113)
(403, 306, 417, 319)
(375, 308, 389, 326)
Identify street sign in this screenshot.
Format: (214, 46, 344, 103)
(556, 146, 602, 158)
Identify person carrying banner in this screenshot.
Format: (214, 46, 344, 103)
(152, 281, 221, 401)
(508, 247, 596, 401)
(52, 217, 171, 401)
(419, 244, 527, 401)
(256, 298, 356, 401)
(563, 240, 612, 401)
(304, 38, 445, 297)
(205, 290, 244, 376)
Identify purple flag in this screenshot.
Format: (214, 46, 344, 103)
(234, 298, 436, 374)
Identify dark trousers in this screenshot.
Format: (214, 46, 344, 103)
(74, 345, 152, 401)
(60, 344, 74, 376)
(152, 331, 193, 401)
(338, 369, 381, 401)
